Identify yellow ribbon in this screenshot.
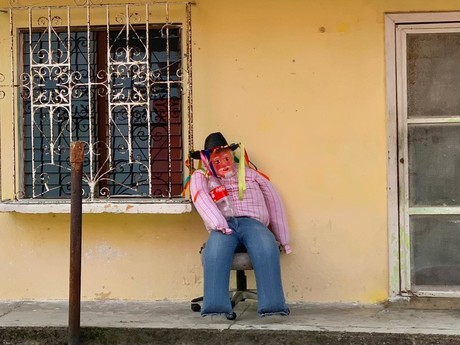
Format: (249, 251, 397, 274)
(238, 143, 246, 200)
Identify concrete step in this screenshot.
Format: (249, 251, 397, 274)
(3, 326, 460, 345)
(1, 300, 460, 345)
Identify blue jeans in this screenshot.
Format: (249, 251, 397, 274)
(201, 217, 289, 317)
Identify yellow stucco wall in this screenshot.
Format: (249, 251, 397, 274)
(0, 0, 459, 303)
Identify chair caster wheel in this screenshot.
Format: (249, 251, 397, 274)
(226, 312, 237, 320)
(191, 303, 201, 312)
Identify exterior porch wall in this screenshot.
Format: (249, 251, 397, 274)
(1, 0, 459, 303)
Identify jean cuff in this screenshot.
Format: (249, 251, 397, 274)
(201, 312, 235, 318)
(258, 308, 290, 317)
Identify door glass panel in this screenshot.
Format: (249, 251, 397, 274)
(411, 215, 460, 286)
(408, 124, 460, 206)
(407, 32, 460, 117)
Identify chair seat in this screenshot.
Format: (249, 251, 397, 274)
(231, 252, 253, 270)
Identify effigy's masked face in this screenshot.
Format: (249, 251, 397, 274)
(210, 148, 234, 178)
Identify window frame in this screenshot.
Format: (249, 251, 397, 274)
(0, 1, 194, 214)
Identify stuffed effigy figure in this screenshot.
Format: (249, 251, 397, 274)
(189, 132, 291, 319)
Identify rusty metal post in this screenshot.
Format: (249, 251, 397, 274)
(69, 141, 85, 345)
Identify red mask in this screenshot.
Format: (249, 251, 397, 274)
(210, 149, 234, 178)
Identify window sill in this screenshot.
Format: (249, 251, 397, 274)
(0, 199, 192, 214)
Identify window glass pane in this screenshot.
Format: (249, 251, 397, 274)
(411, 215, 460, 286)
(407, 32, 460, 117)
(408, 124, 460, 206)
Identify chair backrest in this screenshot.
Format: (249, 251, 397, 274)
(231, 252, 253, 270)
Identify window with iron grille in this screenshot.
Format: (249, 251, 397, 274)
(0, 1, 194, 207)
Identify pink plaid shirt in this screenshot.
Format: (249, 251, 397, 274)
(190, 166, 291, 253)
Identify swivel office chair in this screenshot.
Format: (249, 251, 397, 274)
(191, 251, 257, 319)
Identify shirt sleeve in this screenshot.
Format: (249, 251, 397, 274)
(190, 170, 232, 234)
(255, 172, 292, 254)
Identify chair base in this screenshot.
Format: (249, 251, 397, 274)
(229, 289, 257, 308)
(191, 297, 202, 312)
(190, 289, 257, 313)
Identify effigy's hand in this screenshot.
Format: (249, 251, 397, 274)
(276, 242, 292, 254)
(283, 244, 292, 254)
(217, 227, 233, 235)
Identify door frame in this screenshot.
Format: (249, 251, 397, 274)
(385, 12, 460, 298)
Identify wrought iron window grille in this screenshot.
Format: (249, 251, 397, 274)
(0, 0, 194, 203)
